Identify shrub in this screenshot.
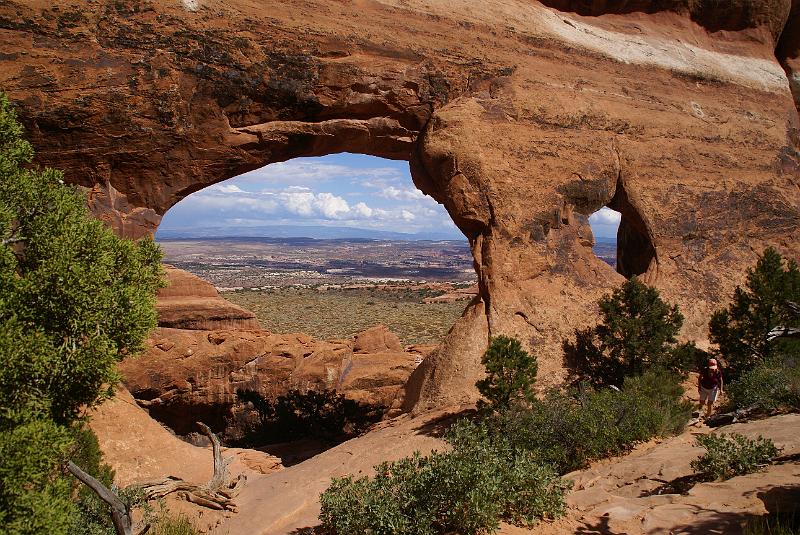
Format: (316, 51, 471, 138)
(0, 91, 163, 532)
(151, 513, 199, 535)
(482, 370, 692, 473)
(319, 433, 569, 535)
(709, 247, 800, 380)
(744, 511, 800, 535)
(726, 358, 800, 412)
(564, 277, 692, 387)
(476, 335, 538, 410)
(234, 388, 383, 446)
(691, 433, 781, 481)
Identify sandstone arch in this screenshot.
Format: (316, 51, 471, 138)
(2, 0, 799, 412)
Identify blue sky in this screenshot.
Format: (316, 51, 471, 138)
(159, 153, 620, 239)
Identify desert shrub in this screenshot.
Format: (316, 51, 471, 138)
(564, 277, 693, 387)
(709, 247, 800, 380)
(726, 358, 800, 412)
(151, 513, 199, 535)
(480, 370, 692, 473)
(476, 335, 538, 410)
(0, 91, 163, 533)
(744, 511, 800, 535)
(691, 433, 781, 481)
(234, 388, 383, 446)
(319, 434, 568, 535)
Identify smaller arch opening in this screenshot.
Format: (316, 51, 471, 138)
(588, 206, 621, 270)
(588, 184, 656, 279)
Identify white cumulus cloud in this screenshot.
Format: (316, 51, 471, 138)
(379, 186, 426, 201)
(589, 207, 621, 225)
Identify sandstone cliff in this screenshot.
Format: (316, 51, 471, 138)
(2, 0, 799, 411)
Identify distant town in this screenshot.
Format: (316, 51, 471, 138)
(157, 236, 478, 290)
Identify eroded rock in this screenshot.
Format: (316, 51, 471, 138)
(1, 0, 799, 413)
(120, 325, 424, 437)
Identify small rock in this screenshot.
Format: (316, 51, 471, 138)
(208, 332, 226, 345)
(155, 340, 175, 352)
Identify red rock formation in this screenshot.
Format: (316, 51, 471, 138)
(1, 0, 799, 412)
(88, 386, 282, 487)
(157, 266, 261, 330)
(120, 325, 425, 436)
(352, 324, 403, 354)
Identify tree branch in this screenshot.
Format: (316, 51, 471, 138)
(67, 461, 134, 535)
(129, 421, 246, 512)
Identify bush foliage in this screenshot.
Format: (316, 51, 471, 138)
(319, 431, 569, 535)
(564, 277, 694, 387)
(470, 370, 692, 473)
(476, 335, 538, 410)
(0, 92, 163, 533)
(709, 247, 800, 380)
(691, 433, 781, 481)
(743, 511, 800, 535)
(726, 359, 800, 412)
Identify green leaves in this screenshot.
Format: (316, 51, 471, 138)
(483, 370, 692, 473)
(476, 335, 538, 410)
(691, 433, 780, 481)
(0, 91, 163, 533)
(710, 247, 800, 379)
(565, 277, 690, 387)
(319, 435, 568, 535)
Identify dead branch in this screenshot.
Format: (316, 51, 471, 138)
(197, 421, 231, 491)
(67, 461, 149, 535)
(129, 421, 246, 512)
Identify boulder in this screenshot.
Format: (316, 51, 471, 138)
(352, 324, 403, 354)
(120, 325, 420, 438)
(156, 266, 261, 331)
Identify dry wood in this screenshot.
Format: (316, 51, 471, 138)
(129, 421, 245, 511)
(67, 461, 141, 535)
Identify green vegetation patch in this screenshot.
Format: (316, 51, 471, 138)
(691, 433, 781, 482)
(225, 287, 467, 345)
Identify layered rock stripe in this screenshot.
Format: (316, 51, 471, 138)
(2, 0, 799, 410)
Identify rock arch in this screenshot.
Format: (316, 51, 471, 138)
(2, 0, 799, 411)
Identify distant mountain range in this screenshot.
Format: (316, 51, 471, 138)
(155, 224, 465, 241)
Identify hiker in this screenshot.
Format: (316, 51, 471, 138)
(698, 358, 723, 418)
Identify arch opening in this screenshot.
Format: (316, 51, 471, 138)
(588, 206, 621, 271)
(143, 153, 476, 456)
(587, 185, 656, 279)
(608, 182, 657, 279)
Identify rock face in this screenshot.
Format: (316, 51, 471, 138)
(157, 266, 261, 330)
(88, 386, 282, 487)
(2, 0, 800, 411)
(352, 324, 403, 354)
(120, 325, 426, 436)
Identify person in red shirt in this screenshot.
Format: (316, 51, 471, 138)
(698, 358, 724, 418)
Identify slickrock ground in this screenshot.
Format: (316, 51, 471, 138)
(523, 413, 800, 535)
(88, 387, 283, 487)
(3, 0, 799, 411)
(218, 407, 465, 535)
(89, 387, 283, 534)
(212, 412, 800, 535)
